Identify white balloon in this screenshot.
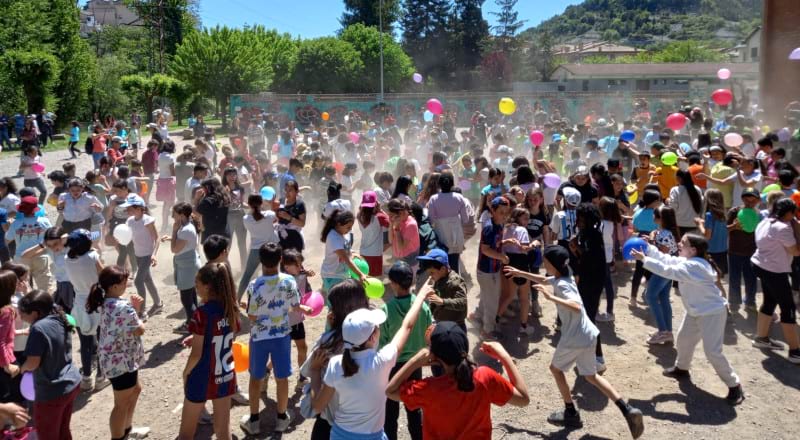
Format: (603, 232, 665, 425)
(113, 224, 133, 245)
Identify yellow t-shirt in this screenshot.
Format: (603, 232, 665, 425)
(654, 166, 677, 199)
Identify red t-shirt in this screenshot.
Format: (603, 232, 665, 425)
(400, 366, 514, 440)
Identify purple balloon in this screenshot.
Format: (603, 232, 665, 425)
(543, 173, 561, 188)
(412, 73, 423, 83)
(21, 372, 34, 401)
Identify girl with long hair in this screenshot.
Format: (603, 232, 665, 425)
(668, 169, 704, 235)
(195, 177, 231, 241)
(124, 195, 161, 317)
(391, 176, 414, 206)
(630, 189, 662, 303)
(597, 197, 623, 322)
(416, 172, 441, 206)
(106, 180, 137, 275)
(697, 189, 729, 275)
(320, 210, 365, 293)
(237, 195, 278, 300)
(523, 187, 550, 316)
(86, 266, 148, 440)
(222, 167, 248, 268)
(156, 140, 178, 234)
(498, 207, 536, 335)
(0, 270, 19, 398)
(277, 180, 307, 252)
(161, 203, 201, 331)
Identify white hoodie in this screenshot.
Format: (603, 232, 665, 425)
(643, 245, 727, 317)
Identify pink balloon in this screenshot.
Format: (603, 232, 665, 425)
(724, 132, 743, 148)
(529, 130, 544, 146)
(717, 68, 731, 80)
(301, 291, 325, 317)
(666, 113, 687, 131)
(31, 163, 45, 173)
(426, 98, 443, 115)
(711, 89, 733, 106)
(349, 132, 360, 144)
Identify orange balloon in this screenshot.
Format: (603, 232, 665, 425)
(232, 340, 249, 373)
(321, 112, 330, 121)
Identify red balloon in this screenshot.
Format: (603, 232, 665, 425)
(529, 130, 544, 146)
(711, 89, 733, 106)
(234, 138, 242, 147)
(666, 113, 687, 131)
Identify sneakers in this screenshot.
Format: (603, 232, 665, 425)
(148, 302, 164, 317)
(275, 410, 293, 432)
(231, 389, 250, 405)
(128, 427, 151, 439)
(80, 375, 94, 391)
(788, 348, 800, 364)
(519, 325, 536, 337)
(752, 336, 784, 350)
(240, 414, 261, 435)
(199, 408, 213, 425)
(744, 303, 758, 312)
(173, 322, 189, 334)
(94, 374, 111, 391)
(725, 384, 745, 405)
(547, 408, 582, 427)
(663, 366, 691, 379)
(624, 407, 645, 439)
(647, 331, 673, 345)
(596, 312, 615, 322)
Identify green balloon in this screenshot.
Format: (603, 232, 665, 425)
(737, 208, 760, 233)
(347, 257, 370, 279)
(762, 183, 781, 194)
(65, 314, 76, 327)
(661, 152, 678, 166)
(364, 277, 385, 299)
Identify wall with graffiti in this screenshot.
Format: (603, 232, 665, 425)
(229, 92, 692, 127)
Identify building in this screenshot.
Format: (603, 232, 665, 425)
(553, 41, 640, 62)
(734, 26, 761, 63)
(80, 0, 141, 35)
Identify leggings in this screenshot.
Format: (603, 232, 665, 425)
(237, 248, 261, 301)
(77, 328, 100, 377)
(228, 212, 247, 269)
(754, 265, 797, 324)
(180, 288, 198, 324)
(603, 263, 615, 315)
(578, 279, 604, 358)
(447, 253, 461, 274)
(23, 177, 47, 205)
(116, 242, 138, 274)
(68, 141, 80, 157)
(134, 255, 160, 309)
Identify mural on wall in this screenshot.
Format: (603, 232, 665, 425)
(230, 92, 693, 127)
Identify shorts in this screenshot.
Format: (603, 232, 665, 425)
(249, 335, 292, 380)
(552, 343, 597, 376)
(109, 370, 138, 391)
(504, 253, 529, 286)
(290, 322, 306, 341)
(362, 255, 383, 277)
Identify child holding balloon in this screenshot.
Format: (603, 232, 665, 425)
(320, 210, 365, 293)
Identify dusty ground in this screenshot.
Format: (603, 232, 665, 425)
(10, 134, 800, 439)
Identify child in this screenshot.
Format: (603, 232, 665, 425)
(472, 196, 511, 341)
(175, 151, 196, 204)
(340, 163, 357, 204)
(385, 323, 529, 439)
(630, 189, 662, 303)
(308, 290, 432, 439)
(631, 234, 744, 404)
(645, 206, 679, 345)
(238, 195, 278, 300)
(179, 263, 239, 440)
(2, 262, 29, 402)
(0, 270, 18, 401)
(68, 121, 81, 159)
(122, 194, 161, 317)
(697, 188, 729, 275)
(598, 197, 623, 322)
(21, 227, 73, 313)
(320, 210, 365, 293)
(357, 191, 389, 277)
(161, 203, 201, 332)
(387, 198, 420, 271)
(498, 207, 536, 336)
(129, 121, 140, 154)
(505, 246, 645, 438)
(86, 266, 149, 440)
(141, 140, 159, 204)
(549, 187, 580, 248)
(417, 249, 468, 330)
(373, 171, 394, 210)
(86, 170, 110, 208)
(380, 261, 433, 440)
(726, 188, 762, 311)
(240, 243, 309, 435)
(282, 249, 314, 384)
(6, 196, 52, 291)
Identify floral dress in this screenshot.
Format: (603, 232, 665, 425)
(99, 297, 145, 379)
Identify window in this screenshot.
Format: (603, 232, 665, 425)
(674, 80, 689, 85)
(751, 47, 758, 60)
(557, 85, 566, 92)
(582, 80, 589, 91)
(620, 80, 627, 85)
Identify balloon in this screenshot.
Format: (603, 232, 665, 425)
(113, 224, 132, 245)
(711, 89, 733, 106)
(347, 256, 370, 279)
(232, 341, 249, 373)
(260, 186, 276, 201)
(321, 112, 330, 121)
(426, 98, 443, 115)
(542, 173, 561, 188)
(31, 163, 45, 173)
(628, 189, 638, 206)
(423, 110, 434, 122)
(620, 130, 636, 142)
(789, 48, 800, 61)
(20, 372, 34, 401)
(622, 237, 648, 260)
(458, 179, 471, 192)
(666, 113, 687, 131)
(737, 208, 760, 233)
(717, 68, 731, 80)
(724, 132, 744, 148)
(364, 277, 385, 299)
(301, 290, 325, 317)
(332, 162, 344, 174)
(65, 314, 76, 327)
(792, 193, 800, 219)
(498, 97, 516, 115)
(349, 132, 360, 144)
(412, 73, 423, 83)
(762, 183, 781, 194)
(660, 152, 678, 166)
(529, 130, 544, 146)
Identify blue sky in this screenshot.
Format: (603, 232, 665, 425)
(81, 1, 582, 38)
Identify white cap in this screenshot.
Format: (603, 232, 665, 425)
(342, 308, 386, 349)
(562, 187, 581, 207)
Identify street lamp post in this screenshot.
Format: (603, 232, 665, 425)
(379, 0, 384, 103)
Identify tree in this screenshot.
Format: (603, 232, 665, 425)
(401, 0, 453, 86)
(120, 73, 188, 122)
(491, 0, 526, 52)
(340, 24, 415, 93)
(170, 27, 273, 126)
(246, 26, 299, 92)
(451, 0, 490, 72)
(91, 55, 135, 119)
(288, 37, 364, 93)
(3, 50, 61, 114)
(125, 0, 198, 73)
(340, 0, 401, 34)
(528, 30, 557, 81)
(50, 0, 96, 123)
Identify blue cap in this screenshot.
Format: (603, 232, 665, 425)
(490, 196, 510, 208)
(417, 248, 449, 266)
(120, 194, 145, 208)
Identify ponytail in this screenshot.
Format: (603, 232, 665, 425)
(454, 357, 477, 392)
(86, 283, 106, 314)
(342, 347, 360, 378)
(87, 265, 129, 314)
(196, 263, 240, 332)
(248, 194, 264, 221)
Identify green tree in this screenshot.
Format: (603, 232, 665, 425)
(400, 0, 453, 86)
(491, 0, 526, 51)
(120, 73, 183, 121)
(3, 50, 61, 114)
(288, 37, 364, 93)
(340, 0, 401, 34)
(90, 55, 135, 119)
(125, 0, 198, 72)
(170, 27, 273, 126)
(451, 0, 490, 72)
(50, 0, 96, 124)
(650, 40, 728, 63)
(340, 24, 415, 93)
(247, 26, 299, 92)
(526, 30, 558, 81)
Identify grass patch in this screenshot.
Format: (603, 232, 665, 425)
(0, 139, 71, 160)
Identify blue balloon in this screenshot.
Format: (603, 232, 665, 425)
(620, 130, 636, 142)
(423, 110, 434, 122)
(622, 237, 648, 260)
(260, 186, 276, 201)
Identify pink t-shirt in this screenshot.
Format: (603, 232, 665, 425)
(751, 219, 796, 273)
(391, 216, 420, 259)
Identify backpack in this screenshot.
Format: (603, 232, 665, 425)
(84, 136, 93, 154)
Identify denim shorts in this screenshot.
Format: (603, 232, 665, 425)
(249, 335, 292, 380)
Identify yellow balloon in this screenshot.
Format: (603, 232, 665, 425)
(498, 97, 516, 115)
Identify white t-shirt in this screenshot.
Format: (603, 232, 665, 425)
(157, 152, 175, 177)
(321, 230, 353, 279)
(323, 344, 398, 434)
(0, 194, 20, 214)
(175, 223, 197, 256)
(243, 211, 278, 249)
(359, 217, 385, 257)
(65, 250, 101, 296)
(601, 220, 614, 262)
(127, 214, 156, 257)
(323, 199, 352, 219)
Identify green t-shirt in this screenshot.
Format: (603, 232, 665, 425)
(379, 294, 432, 363)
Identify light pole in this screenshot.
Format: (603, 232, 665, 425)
(379, 0, 384, 102)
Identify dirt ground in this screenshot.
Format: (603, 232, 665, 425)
(18, 135, 799, 439)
